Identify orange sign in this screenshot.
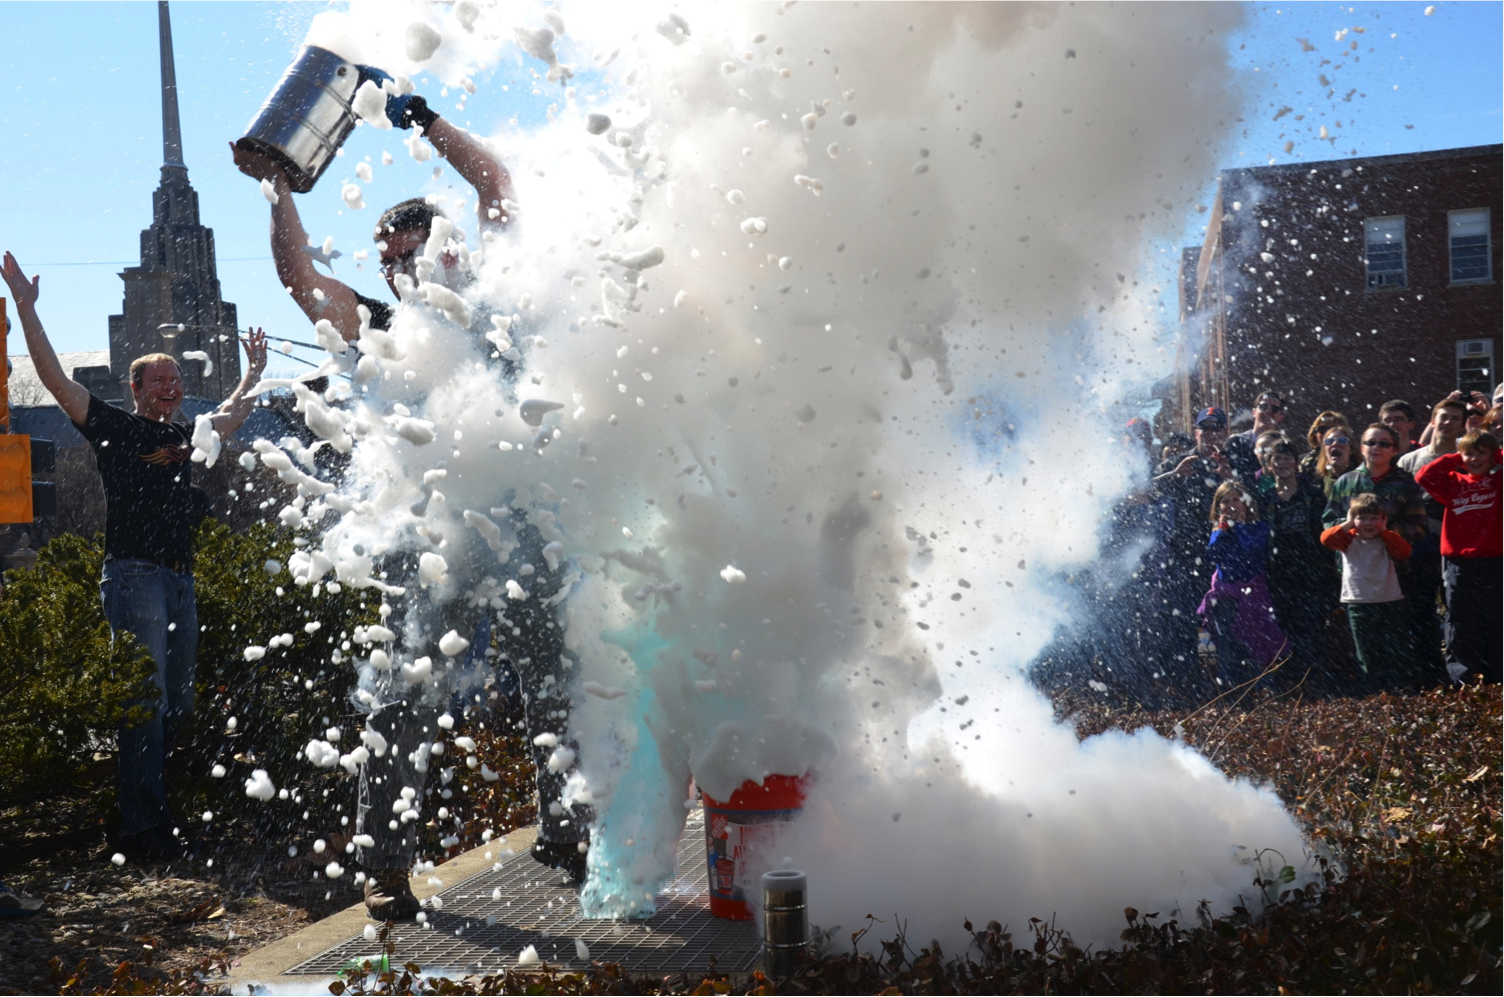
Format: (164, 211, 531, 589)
(0, 434, 32, 524)
(1, 296, 36, 523)
(1, 296, 9, 432)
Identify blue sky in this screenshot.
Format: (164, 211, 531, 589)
(2, 1, 1499, 381)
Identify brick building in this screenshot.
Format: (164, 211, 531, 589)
(1173, 144, 1501, 435)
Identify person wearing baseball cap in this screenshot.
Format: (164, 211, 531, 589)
(1193, 406, 1227, 430)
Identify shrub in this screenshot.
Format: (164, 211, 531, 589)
(174, 518, 378, 842)
(0, 534, 155, 805)
(0, 520, 381, 838)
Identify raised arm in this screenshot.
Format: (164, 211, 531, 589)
(1319, 523, 1355, 552)
(1414, 452, 1466, 503)
(210, 327, 268, 438)
(386, 91, 513, 231)
(428, 117, 514, 231)
(2, 252, 90, 425)
(230, 143, 366, 341)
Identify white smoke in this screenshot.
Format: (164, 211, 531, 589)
(269, 0, 1316, 951)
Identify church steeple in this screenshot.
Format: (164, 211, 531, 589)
(103, 0, 240, 405)
(158, 0, 188, 182)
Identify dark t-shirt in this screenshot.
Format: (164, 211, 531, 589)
(1255, 472, 1331, 592)
(355, 284, 521, 382)
(75, 394, 198, 566)
(355, 291, 395, 332)
(1223, 431, 1263, 482)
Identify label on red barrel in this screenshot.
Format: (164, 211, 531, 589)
(704, 805, 800, 905)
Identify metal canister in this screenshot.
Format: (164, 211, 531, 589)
(761, 868, 808, 979)
(237, 46, 374, 193)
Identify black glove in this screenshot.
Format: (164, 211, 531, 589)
(389, 93, 440, 132)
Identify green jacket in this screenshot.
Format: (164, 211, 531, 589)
(1321, 465, 1429, 546)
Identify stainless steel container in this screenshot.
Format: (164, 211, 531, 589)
(761, 869, 808, 979)
(237, 46, 374, 193)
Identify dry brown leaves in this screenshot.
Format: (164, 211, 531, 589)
(8, 687, 1498, 995)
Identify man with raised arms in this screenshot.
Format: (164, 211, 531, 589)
(3, 251, 266, 860)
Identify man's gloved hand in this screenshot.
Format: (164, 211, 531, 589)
(385, 93, 440, 132)
(353, 64, 440, 132)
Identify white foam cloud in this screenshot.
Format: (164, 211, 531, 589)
(282, 0, 1313, 950)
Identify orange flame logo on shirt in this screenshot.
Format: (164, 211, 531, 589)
(140, 445, 191, 466)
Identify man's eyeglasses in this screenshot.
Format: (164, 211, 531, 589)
(1361, 438, 1395, 449)
(379, 250, 418, 277)
(1256, 403, 1283, 413)
(1323, 436, 1351, 447)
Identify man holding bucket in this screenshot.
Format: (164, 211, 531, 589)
(231, 53, 590, 920)
(230, 92, 511, 343)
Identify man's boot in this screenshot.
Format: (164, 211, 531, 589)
(364, 868, 421, 920)
(531, 837, 589, 884)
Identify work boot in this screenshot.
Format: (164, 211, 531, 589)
(364, 868, 421, 920)
(109, 825, 183, 861)
(531, 837, 589, 884)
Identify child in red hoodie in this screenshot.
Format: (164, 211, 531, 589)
(1415, 430, 1501, 684)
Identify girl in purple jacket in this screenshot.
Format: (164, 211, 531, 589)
(1198, 481, 1288, 690)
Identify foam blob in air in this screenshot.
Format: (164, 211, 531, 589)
(244, 769, 276, 802)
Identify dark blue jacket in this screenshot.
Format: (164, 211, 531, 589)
(1207, 521, 1270, 584)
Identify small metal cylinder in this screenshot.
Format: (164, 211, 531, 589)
(761, 869, 808, 979)
(237, 46, 371, 193)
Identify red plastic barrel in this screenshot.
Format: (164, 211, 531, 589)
(701, 774, 806, 920)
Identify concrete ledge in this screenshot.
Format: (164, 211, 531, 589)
(226, 825, 539, 990)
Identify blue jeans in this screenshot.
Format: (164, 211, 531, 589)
(101, 560, 197, 835)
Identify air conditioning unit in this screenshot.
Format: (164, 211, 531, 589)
(1456, 340, 1497, 395)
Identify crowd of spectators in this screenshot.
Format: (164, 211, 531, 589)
(1067, 385, 1501, 708)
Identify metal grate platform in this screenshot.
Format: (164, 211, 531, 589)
(286, 812, 762, 976)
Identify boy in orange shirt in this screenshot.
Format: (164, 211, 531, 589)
(1320, 492, 1416, 689)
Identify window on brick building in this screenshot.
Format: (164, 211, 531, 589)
(1364, 216, 1406, 289)
(1449, 208, 1492, 283)
(1456, 340, 1495, 396)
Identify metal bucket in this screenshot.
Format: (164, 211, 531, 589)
(237, 46, 376, 193)
(761, 869, 808, 979)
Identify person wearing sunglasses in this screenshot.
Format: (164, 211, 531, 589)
(1299, 410, 1348, 477)
(1223, 391, 1288, 481)
(1323, 423, 1435, 686)
(1308, 426, 1355, 499)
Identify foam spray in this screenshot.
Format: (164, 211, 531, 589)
(241, 0, 1316, 951)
